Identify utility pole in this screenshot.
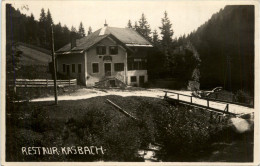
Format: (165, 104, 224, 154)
(51, 24, 58, 105)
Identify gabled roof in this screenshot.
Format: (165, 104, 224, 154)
(104, 27, 152, 46)
(56, 26, 153, 54)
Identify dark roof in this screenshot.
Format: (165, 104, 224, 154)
(56, 27, 152, 53)
(104, 27, 152, 45)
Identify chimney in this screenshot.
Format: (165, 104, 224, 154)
(104, 19, 108, 27)
(70, 32, 77, 49)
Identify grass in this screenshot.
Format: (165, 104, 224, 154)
(17, 44, 51, 65)
(6, 95, 254, 162)
(7, 85, 84, 102)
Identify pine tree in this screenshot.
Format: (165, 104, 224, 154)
(159, 11, 174, 69)
(88, 26, 92, 35)
(159, 11, 174, 47)
(39, 8, 46, 24)
(152, 29, 160, 46)
(39, 8, 47, 45)
(127, 20, 132, 28)
(138, 13, 151, 40)
(45, 9, 53, 47)
(46, 9, 53, 25)
(62, 25, 70, 43)
(78, 22, 85, 37)
(134, 21, 139, 31)
(71, 26, 77, 32)
(27, 13, 37, 43)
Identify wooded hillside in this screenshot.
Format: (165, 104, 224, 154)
(185, 5, 254, 94)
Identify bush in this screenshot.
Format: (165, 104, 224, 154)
(142, 82, 150, 88)
(234, 90, 252, 104)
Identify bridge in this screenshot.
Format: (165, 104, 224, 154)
(163, 91, 239, 116)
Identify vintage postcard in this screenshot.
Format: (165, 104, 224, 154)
(1, 0, 259, 165)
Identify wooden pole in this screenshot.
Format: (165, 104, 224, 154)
(106, 99, 139, 121)
(51, 24, 58, 105)
(164, 92, 167, 98)
(226, 104, 229, 112)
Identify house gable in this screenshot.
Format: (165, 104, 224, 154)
(85, 37, 128, 86)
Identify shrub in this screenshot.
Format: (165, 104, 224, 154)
(234, 90, 252, 104)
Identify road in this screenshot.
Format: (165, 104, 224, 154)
(28, 88, 254, 115)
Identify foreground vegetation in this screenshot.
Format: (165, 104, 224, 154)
(6, 95, 253, 161)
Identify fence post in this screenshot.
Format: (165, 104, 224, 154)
(164, 92, 167, 98)
(190, 96, 192, 103)
(69, 79, 71, 87)
(226, 104, 229, 112)
(46, 79, 48, 87)
(177, 94, 179, 100)
(207, 100, 209, 108)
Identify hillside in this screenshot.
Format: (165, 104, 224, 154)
(17, 43, 51, 66)
(6, 42, 52, 79)
(186, 5, 254, 94)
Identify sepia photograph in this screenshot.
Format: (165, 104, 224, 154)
(1, 0, 259, 164)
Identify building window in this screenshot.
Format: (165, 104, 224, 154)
(134, 62, 139, 70)
(127, 58, 147, 70)
(72, 64, 75, 73)
(96, 46, 106, 55)
(63, 64, 66, 72)
(109, 46, 118, 55)
(131, 76, 137, 82)
(114, 63, 124, 72)
(92, 63, 99, 73)
(78, 64, 81, 73)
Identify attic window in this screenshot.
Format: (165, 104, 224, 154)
(96, 46, 106, 55)
(109, 46, 118, 55)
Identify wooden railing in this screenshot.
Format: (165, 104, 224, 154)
(202, 91, 254, 108)
(163, 91, 236, 116)
(8, 79, 77, 88)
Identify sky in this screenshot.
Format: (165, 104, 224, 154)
(10, 1, 230, 38)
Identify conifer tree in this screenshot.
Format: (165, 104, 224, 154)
(88, 26, 92, 35)
(27, 13, 37, 42)
(134, 21, 139, 31)
(159, 11, 174, 69)
(71, 26, 77, 32)
(39, 8, 47, 45)
(78, 22, 85, 37)
(159, 11, 174, 47)
(127, 20, 132, 28)
(138, 13, 151, 40)
(46, 9, 53, 25)
(39, 8, 46, 24)
(152, 29, 160, 46)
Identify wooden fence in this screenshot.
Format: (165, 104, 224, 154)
(8, 79, 77, 88)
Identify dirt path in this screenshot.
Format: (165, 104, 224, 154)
(28, 88, 254, 115)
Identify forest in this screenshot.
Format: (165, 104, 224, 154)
(6, 4, 255, 95)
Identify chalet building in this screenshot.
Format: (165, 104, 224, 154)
(56, 23, 153, 87)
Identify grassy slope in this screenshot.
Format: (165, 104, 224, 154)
(6, 95, 253, 162)
(17, 44, 51, 66)
(8, 43, 53, 80)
